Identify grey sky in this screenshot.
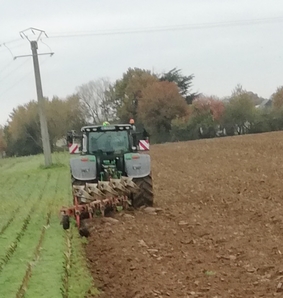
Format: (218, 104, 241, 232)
(1, 0, 283, 125)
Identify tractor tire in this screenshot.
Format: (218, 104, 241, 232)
(132, 175, 154, 208)
(62, 215, 70, 230)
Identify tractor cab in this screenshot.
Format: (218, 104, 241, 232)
(82, 124, 140, 181)
(81, 124, 137, 155)
(67, 121, 149, 156)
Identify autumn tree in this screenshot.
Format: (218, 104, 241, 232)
(251, 86, 283, 131)
(221, 85, 256, 135)
(190, 95, 225, 122)
(77, 78, 115, 124)
(138, 81, 188, 142)
(159, 68, 199, 104)
(188, 95, 225, 138)
(5, 95, 87, 157)
(0, 126, 6, 156)
(170, 95, 224, 141)
(112, 67, 159, 124)
(271, 86, 283, 109)
(7, 101, 42, 156)
(229, 84, 266, 106)
(46, 94, 86, 147)
(248, 108, 274, 133)
(170, 116, 199, 141)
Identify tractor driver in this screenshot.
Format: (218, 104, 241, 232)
(129, 119, 138, 147)
(103, 121, 110, 126)
(129, 118, 136, 131)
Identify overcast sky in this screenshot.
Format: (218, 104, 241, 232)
(0, 0, 283, 125)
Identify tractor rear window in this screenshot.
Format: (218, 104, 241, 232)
(88, 130, 129, 154)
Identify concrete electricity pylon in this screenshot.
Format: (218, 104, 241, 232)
(16, 28, 54, 167)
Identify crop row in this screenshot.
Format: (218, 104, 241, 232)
(0, 174, 27, 214)
(0, 173, 51, 273)
(61, 229, 73, 298)
(0, 174, 39, 236)
(15, 172, 61, 297)
(16, 210, 52, 298)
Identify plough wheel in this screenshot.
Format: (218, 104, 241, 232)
(132, 175, 154, 208)
(62, 215, 70, 230)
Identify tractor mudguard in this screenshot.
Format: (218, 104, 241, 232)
(70, 155, 96, 181)
(124, 153, 151, 178)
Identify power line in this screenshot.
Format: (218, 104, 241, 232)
(47, 16, 283, 39)
(0, 58, 30, 84)
(0, 42, 27, 55)
(0, 38, 22, 46)
(0, 15, 282, 48)
(0, 56, 51, 99)
(0, 39, 26, 54)
(0, 60, 14, 76)
(0, 68, 32, 98)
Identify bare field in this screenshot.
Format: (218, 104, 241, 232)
(85, 132, 283, 298)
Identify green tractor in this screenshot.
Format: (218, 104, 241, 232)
(60, 122, 153, 231)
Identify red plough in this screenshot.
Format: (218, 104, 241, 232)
(60, 178, 138, 233)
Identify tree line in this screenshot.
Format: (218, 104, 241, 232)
(0, 67, 283, 157)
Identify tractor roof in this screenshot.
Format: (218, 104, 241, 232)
(81, 124, 132, 132)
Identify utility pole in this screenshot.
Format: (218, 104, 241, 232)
(16, 28, 54, 167)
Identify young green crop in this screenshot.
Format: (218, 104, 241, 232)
(0, 152, 98, 297)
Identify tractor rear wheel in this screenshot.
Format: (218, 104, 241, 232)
(132, 175, 154, 208)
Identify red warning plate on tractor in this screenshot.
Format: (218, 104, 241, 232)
(69, 143, 80, 154)
(138, 139, 149, 151)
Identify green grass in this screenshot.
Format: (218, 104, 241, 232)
(0, 152, 98, 297)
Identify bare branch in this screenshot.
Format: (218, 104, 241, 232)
(77, 77, 116, 124)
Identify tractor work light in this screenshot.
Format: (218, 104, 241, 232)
(100, 126, 116, 131)
(81, 124, 132, 132)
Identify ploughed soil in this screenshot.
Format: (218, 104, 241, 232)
(85, 132, 283, 298)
